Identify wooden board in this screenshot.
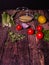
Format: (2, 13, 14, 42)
(0, 10, 49, 65)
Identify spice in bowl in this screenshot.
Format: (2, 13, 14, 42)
(19, 15, 33, 22)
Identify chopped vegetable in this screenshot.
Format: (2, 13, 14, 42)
(36, 25, 43, 31)
(27, 28, 34, 35)
(21, 23, 29, 29)
(42, 30, 49, 42)
(34, 13, 40, 19)
(2, 12, 7, 27)
(2, 12, 15, 27)
(36, 31, 44, 39)
(16, 24, 22, 31)
(8, 31, 25, 42)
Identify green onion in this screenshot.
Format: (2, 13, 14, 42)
(2, 12, 7, 27)
(2, 12, 15, 27)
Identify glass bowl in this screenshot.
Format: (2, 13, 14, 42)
(16, 7, 34, 23)
(16, 7, 28, 11)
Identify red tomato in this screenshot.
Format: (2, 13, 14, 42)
(36, 32, 44, 39)
(36, 25, 43, 31)
(16, 24, 22, 31)
(27, 28, 34, 35)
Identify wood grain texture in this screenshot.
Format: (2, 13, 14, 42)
(0, 10, 49, 65)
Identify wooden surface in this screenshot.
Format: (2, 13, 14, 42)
(0, 10, 49, 65)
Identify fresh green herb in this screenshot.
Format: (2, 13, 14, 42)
(34, 13, 40, 19)
(10, 16, 15, 25)
(8, 31, 25, 42)
(2, 12, 15, 27)
(42, 30, 49, 42)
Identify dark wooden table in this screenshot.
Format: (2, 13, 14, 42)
(0, 10, 49, 65)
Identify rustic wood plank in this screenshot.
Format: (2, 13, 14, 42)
(0, 10, 49, 65)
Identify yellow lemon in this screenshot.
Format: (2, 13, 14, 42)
(38, 15, 46, 24)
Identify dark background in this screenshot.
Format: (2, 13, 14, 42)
(0, 0, 49, 10)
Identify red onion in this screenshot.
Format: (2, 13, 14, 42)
(21, 23, 29, 29)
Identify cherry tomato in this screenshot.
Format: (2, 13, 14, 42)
(36, 32, 44, 39)
(27, 28, 34, 35)
(16, 24, 22, 31)
(36, 25, 43, 31)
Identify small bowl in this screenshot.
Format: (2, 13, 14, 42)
(19, 15, 33, 23)
(16, 7, 34, 23)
